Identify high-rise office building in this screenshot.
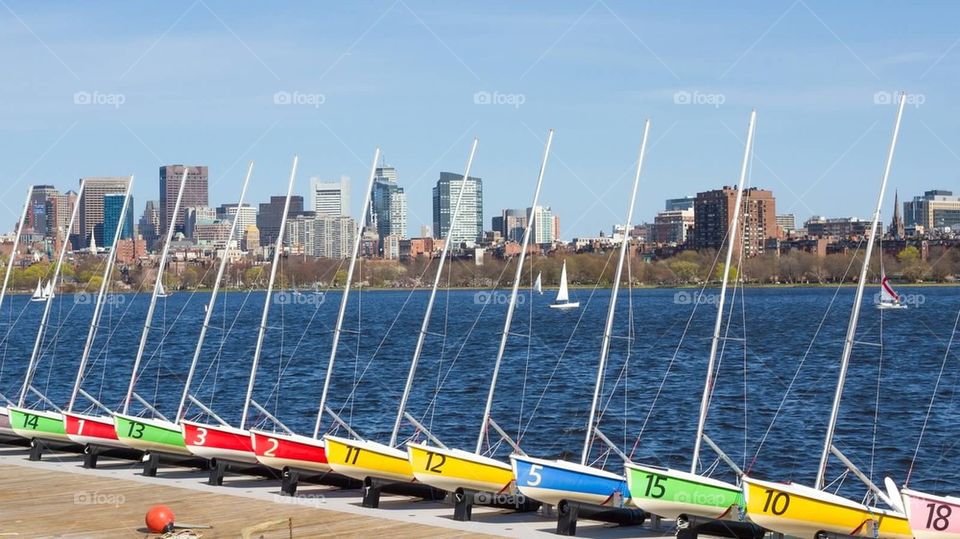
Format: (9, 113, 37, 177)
(369, 165, 408, 241)
(904, 189, 960, 232)
(216, 203, 257, 232)
(433, 172, 483, 245)
(527, 206, 557, 245)
(101, 193, 134, 248)
(693, 186, 778, 256)
(55, 190, 78, 242)
(492, 209, 526, 243)
(139, 200, 160, 251)
(310, 176, 350, 216)
(183, 206, 217, 240)
(159, 165, 209, 237)
(258, 195, 305, 246)
(26, 185, 58, 239)
(79, 177, 129, 247)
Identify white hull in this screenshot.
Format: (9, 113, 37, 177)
(549, 302, 580, 310)
(877, 303, 907, 310)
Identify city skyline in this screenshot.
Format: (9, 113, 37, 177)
(2, 2, 959, 240)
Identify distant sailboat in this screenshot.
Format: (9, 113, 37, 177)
(30, 280, 45, 302)
(156, 281, 170, 298)
(42, 280, 54, 300)
(877, 273, 906, 310)
(549, 261, 579, 310)
(534, 272, 543, 294)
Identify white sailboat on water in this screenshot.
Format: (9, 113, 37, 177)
(549, 261, 579, 310)
(534, 272, 543, 295)
(30, 280, 45, 302)
(877, 273, 906, 310)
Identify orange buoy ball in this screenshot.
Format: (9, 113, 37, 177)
(145, 504, 175, 533)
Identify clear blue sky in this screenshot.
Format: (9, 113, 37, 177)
(1, 1, 958, 238)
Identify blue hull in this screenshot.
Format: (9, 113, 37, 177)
(511, 454, 630, 507)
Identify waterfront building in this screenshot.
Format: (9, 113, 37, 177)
(159, 165, 209, 237)
(433, 172, 483, 246)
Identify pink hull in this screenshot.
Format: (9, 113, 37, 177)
(251, 430, 329, 472)
(182, 421, 256, 463)
(905, 489, 960, 537)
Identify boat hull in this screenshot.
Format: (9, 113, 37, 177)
(902, 488, 960, 539)
(63, 412, 126, 447)
(8, 407, 69, 441)
(112, 413, 190, 455)
(549, 302, 580, 310)
(407, 442, 514, 494)
(742, 476, 911, 539)
(511, 454, 630, 508)
(250, 430, 330, 472)
(0, 406, 13, 436)
(182, 421, 256, 463)
(324, 434, 414, 483)
(624, 463, 742, 520)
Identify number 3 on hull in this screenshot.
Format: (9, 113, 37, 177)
(743, 477, 911, 539)
(902, 489, 960, 539)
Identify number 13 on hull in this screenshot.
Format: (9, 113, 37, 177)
(742, 476, 911, 539)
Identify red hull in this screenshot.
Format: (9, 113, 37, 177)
(64, 413, 118, 441)
(251, 430, 329, 471)
(182, 421, 256, 463)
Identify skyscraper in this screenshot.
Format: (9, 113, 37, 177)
(139, 200, 160, 251)
(216, 203, 257, 231)
(258, 195, 305, 246)
(492, 209, 526, 243)
(432, 172, 483, 245)
(101, 193, 134, 248)
(79, 177, 128, 247)
(310, 176, 350, 216)
(159, 165, 209, 237)
(527, 206, 557, 245)
(370, 165, 408, 241)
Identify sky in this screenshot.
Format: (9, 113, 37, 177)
(1, 1, 958, 239)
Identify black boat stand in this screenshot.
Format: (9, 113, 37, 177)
(205, 458, 283, 486)
(450, 487, 541, 521)
(555, 500, 646, 536)
(816, 531, 865, 539)
(279, 467, 362, 496)
(81, 443, 142, 469)
(141, 451, 211, 477)
(360, 476, 446, 508)
(676, 514, 766, 539)
(27, 438, 83, 461)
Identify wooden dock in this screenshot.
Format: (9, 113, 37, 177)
(0, 445, 668, 538)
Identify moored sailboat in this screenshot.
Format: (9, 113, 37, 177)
(406, 129, 555, 504)
(511, 121, 650, 511)
(0, 186, 33, 436)
(624, 111, 757, 521)
(742, 91, 911, 538)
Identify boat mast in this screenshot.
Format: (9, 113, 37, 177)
(312, 148, 380, 439)
(689, 111, 756, 474)
(18, 181, 86, 407)
(389, 138, 478, 448)
(239, 156, 299, 430)
(475, 129, 553, 454)
(0, 186, 33, 316)
(122, 168, 189, 414)
(581, 120, 650, 465)
(175, 162, 254, 422)
(67, 176, 134, 412)
(815, 92, 906, 490)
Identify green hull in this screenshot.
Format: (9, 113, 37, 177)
(625, 465, 742, 519)
(8, 408, 69, 441)
(113, 415, 190, 455)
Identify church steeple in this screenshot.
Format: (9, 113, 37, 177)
(889, 189, 904, 239)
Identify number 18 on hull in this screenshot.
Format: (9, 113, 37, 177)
(902, 488, 960, 539)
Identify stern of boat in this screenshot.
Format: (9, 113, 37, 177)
(510, 454, 630, 508)
(624, 462, 742, 520)
(324, 434, 414, 483)
(407, 442, 514, 494)
(250, 429, 330, 472)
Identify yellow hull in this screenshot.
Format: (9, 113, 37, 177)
(323, 434, 414, 483)
(406, 442, 514, 494)
(743, 476, 911, 539)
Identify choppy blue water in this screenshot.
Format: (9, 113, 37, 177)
(1, 284, 958, 502)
